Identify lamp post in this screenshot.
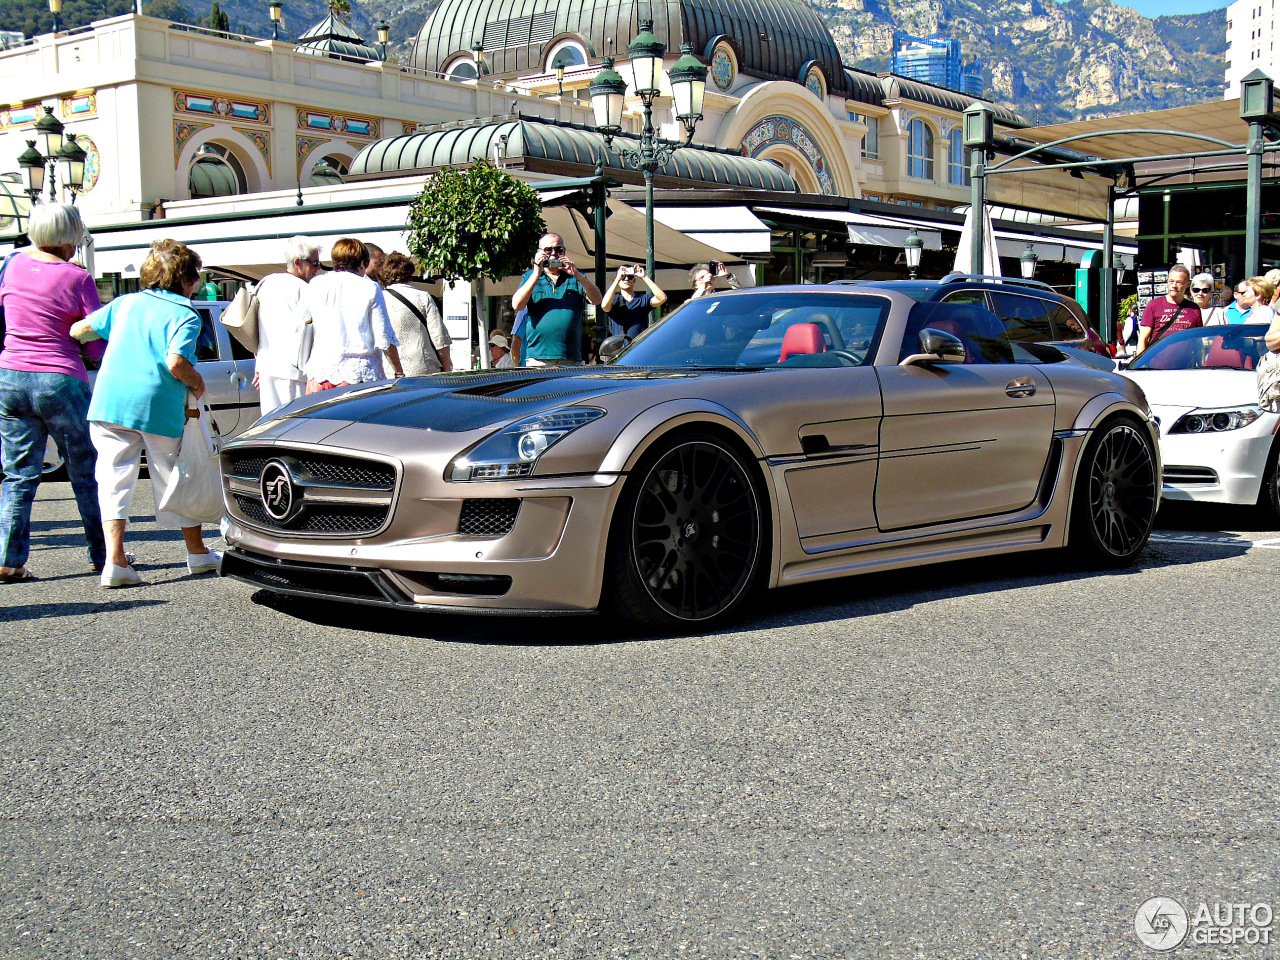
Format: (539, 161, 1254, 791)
(962, 102, 994, 277)
(18, 141, 46, 204)
(1019, 242, 1038, 280)
(472, 43, 485, 76)
(377, 19, 389, 60)
(34, 105, 64, 202)
(268, 0, 282, 40)
(551, 50, 573, 98)
(1240, 69, 1276, 279)
(588, 24, 707, 281)
(903, 227, 923, 279)
(49, 0, 62, 35)
(57, 133, 87, 204)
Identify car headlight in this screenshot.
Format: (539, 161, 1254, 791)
(449, 407, 606, 481)
(1169, 406, 1262, 434)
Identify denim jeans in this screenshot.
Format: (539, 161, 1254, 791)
(0, 367, 105, 569)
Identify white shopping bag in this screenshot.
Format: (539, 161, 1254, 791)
(158, 396, 224, 524)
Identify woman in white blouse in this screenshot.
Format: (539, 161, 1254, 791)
(369, 251, 452, 376)
(304, 237, 403, 392)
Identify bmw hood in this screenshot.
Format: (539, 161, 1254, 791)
(1122, 369, 1259, 411)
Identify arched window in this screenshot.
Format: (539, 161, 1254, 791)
(308, 155, 349, 187)
(188, 142, 245, 198)
(948, 129, 969, 186)
(544, 39, 587, 72)
(907, 119, 934, 181)
(443, 54, 479, 82)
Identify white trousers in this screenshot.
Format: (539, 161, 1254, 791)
(259, 374, 306, 417)
(89, 421, 199, 529)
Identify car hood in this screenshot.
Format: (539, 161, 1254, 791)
(1121, 369, 1258, 413)
(268, 367, 733, 434)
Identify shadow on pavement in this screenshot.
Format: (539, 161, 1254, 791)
(1156, 500, 1275, 533)
(245, 528, 1249, 646)
(0, 598, 168, 623)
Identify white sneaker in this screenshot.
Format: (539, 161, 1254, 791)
(100, 563, 142, 588)
(187, 550, 222, 575)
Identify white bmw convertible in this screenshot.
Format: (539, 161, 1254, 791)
(1123, 323, 1280, 520)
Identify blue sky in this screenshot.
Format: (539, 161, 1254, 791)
(1109, 0, 1227, 13)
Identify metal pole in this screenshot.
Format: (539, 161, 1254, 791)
(970, 149, 986, 276)
(641, 97, 656, 281)
(594, 151, 607, 294)
(1246, 118, 1264, 278)
(1102, 182, 1115, 343)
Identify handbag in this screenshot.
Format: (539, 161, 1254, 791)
(158, 394, 225, 524)
(385, 286, 443, 369)
(1259, 351, 1280, 413)
(220, 282, 260, 353)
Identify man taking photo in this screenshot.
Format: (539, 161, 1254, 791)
(510, 233, 602, 366)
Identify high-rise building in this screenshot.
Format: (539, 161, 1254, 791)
(890, 31, 983, 98)
(1225, 0, 1279, 97)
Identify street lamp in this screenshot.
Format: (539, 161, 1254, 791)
(1240, 69, 1277, 278)
(18, 141, 46, 203)
(377, 19, 389, 60)
(268, 0, 282, 40)
(551, 49, 574, 97)
(48, 0, 62, 35)
(57, 133, 87, 203)
(1020, 242, 1039, 280)
(471, 43, 486, 76)
(589, 25, 707, 280)
(903, 227, 923, 279)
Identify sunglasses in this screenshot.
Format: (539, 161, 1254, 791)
(306, 259, 322, 267)
(1191, 287, 1212, 293)
(541, 245, 566, 254)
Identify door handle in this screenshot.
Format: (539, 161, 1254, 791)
(229, 370, 244, 387)
(1005, 377, 1036, 398)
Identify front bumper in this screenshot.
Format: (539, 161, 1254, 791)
(1157, 428, 1275, 506)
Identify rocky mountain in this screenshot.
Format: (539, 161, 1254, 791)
(2, 0, 1227, 125)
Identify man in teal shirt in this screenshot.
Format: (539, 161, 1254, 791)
(510, 233, 603, 365)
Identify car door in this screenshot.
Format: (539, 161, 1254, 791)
(191, 303, 246, 440)
(874, 301, 1057, 531)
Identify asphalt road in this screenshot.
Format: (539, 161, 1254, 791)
(1, 481, 1277, 959)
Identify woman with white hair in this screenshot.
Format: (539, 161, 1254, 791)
(0, 203, 105, 583)
(254, 234, 323, 415)
(1189, 273, 1227, 325)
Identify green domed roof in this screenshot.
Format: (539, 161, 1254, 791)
(413, 0, 847, 95)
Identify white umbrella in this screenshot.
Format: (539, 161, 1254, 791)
(953, 204, 1000, 277)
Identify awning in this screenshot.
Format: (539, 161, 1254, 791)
(649, 206, 772, 255)
(754, 206, 945, 251)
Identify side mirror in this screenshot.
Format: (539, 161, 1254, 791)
(598, 334, 629, 363)
(900, 327, 966, 366)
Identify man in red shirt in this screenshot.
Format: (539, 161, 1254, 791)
(1138, 264, 1202, 353)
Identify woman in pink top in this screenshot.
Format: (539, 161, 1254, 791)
(0, 203, 106, 582)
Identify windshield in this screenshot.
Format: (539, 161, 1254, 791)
(1128, 324, 1269, 371)
(612, 292, 891, 369)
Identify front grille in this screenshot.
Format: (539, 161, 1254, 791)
(458, 499, 521, 537)
(225, 447, 397, 538)
(1164, 466, 1219, 485)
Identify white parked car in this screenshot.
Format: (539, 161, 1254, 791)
(43, 299, 259, 474)
(1121, 323, 1279, 520)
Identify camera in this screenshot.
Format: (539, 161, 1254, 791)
(621, 266, 635, 277)
(543, 256, 563, 269)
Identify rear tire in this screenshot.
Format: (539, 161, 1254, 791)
(607, 432, 767, 632)
(1069, 415, 1159, 566)
(1257, 438, 1280, 527)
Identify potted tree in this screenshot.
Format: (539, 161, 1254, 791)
(406, 160, 545, 368)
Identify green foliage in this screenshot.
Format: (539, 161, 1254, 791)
(0, 0, 132, 37)
(207, 0, 229, 31)
(325, 0, 350, 23)
(406, 161, 546, 284)
(1120, 293, 1139, 320)
(143, 0, 195, 23)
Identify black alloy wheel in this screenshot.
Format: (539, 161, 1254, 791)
(610, 435, 764, 630)
(1258, 437, 1280, 526)
(1072, 417, 1158, 565)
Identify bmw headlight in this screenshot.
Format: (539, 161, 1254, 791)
(449, 407, 606, 481)
(1169, 406, 1262, 434)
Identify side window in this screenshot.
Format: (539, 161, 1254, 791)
(194, 309, 220, 362)
(990, 292, 1054, 344)
(902, 301, 1014, 364)
(942, 290, 986, 305)
(1050, 301, 1088, 338)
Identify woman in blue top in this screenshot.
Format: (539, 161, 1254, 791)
(71, 239, 220, 588)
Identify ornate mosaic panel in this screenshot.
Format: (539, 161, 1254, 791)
(296, 136, 328, 177)
(0, 104, 45, 129)
(77, 134, 102, 193)
(61, 93, 97, 119)
(402, 122, 418, 135)
(710, 46, 735, 92)
(804, 67, 824, 100)
(234, 126, 271, 176)
(740, 115, 836, 196)
(297, 109, 379, 139)
(174, 120, 213, 163)
(174, 90, 270, 124)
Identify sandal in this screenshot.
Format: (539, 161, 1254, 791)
(0, 568, 34, 583)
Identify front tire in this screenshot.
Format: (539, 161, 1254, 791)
(1069, 416, 1159, 566)
(608, 433, 766, 632)
(1257, 437, 1280, 526)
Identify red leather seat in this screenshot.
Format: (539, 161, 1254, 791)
(1205, 341, 1252, 370)
(780, 323, 826, 361)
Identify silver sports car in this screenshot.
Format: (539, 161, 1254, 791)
(218, 284, 1161, 631)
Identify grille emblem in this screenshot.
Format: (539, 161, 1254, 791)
(260, 459, 295, 521)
